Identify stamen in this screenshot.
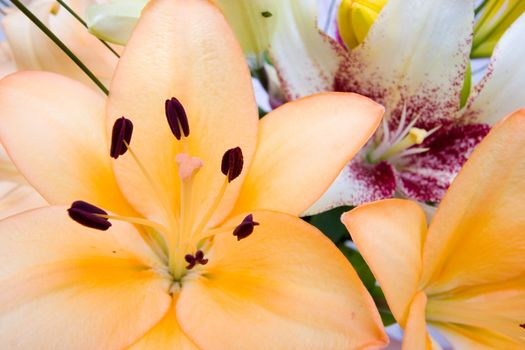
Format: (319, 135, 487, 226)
(185, 250, 208, 269)
(221, 147, 244, 182)
(165, 97, 190, 140)
(68, 200, 111, 231)
(175, 153, 204, 181)
(233, 214, 259, 241)
(110, 117, 133, 159)
(520, 324, 525, 329)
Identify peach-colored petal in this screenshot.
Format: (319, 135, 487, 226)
(420, 109, 525, 293)
(401, 292, 432, 350)
(434, 324, 525, 350)
(107, 0, 258, 229)
(0, 206, 171, 349)
(232, 92, 383, 217)
(0, 72, 133, 215)
(2, 0, 118, 86)
(130, 300, 199, 350)
(177, 211, 387, 350)
(342, 199, 427, 326)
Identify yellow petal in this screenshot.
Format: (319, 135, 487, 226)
(0, 206, 171, 349)
(107, 0, 258, 228)
(421, 109, 525, 293)
(2, 0, 118, 86)
(342, 199, 427, 325)
(402, 292, 432, 350)
(232, 92, 383, 217)
(0, 72, 133, 215)
(177, 211, 387, 349)
(130, 300, 199, 349)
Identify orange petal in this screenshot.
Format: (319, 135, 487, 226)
(402, 292, 432, 350)
(232, 92, 383, 217)
(107, 0, 258, 228)
(177, 211, 387, 349)
(342, 199, 427, 325)
(0, 206, 171, 348)
(420, 109, 525, 293)
(130, 299, 199, 349)
(0, 71, 133, 215)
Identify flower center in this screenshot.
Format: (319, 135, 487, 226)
(366, 105, 438, 165)
(67, 97, 259, 288)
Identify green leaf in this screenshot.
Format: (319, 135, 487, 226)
(309, 206, 352, 244)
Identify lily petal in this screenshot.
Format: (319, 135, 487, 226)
(397, 123, 490, 203)
(463, 13, 525, 125)
(434, 324, 525, 350)
(130, 300, 199, 349)
(421, 109, 525, 293)
(336, 0, 473, 125)
(0, 206, 171, 349)
(269, 0, 347, 99)
(107, 0, 258, 228)
(0, 71, 133, 214)
(2, 0, 118, 86)
(402, 292, 432, 350)
(342, 199, 427, 325)
(305, 155, 396, 215)
(177, 211, 388, 350)
(232, 92, 383, 217)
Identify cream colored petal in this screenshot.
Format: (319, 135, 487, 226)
(421, 110, 525, 293)
(177, 211, 387, 350)
(269, 0, 347, 99)
(232, 92, 382, 217)
(107, 0, 258, 229)
(464, 13, 525, 125)
(2, 0, 118, 86)
(0, 72, 133, 215)
(0, 206, 171, 349)
(338, 0, 473, 124)
(342, 199, 427, 326)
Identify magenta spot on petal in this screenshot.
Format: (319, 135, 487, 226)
(398, 123, 490, 202)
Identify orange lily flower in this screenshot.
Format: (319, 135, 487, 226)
(343, 109, 525, 349)
(0, 0, 387, 348)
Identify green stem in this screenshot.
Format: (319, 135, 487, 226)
(55, 0, 120, 58)
(10, 0, 109, 95)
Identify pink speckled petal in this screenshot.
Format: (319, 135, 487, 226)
(397, 123, 490, 203)
(335, 0, 473, 126)
(305, 154, 396, 215)
(270, 0, 348, 100)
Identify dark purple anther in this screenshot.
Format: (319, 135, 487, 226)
(68, 200, 111, 231)
(520, 324, 525, 329)
(185, 254, 196, 269)
(165, 97, 189, 140)
(233, 214, 259, 241)
(221, 147, 244, 183)
(110, 117, 133, 159)
(185, 250, 208, 270)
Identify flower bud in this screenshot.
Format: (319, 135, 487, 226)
(337, 0, 386, 49)
(472, 0, 525, 58)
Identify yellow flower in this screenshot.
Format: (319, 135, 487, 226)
(337, 0, 387, 49)
(343, 109, 525, 348)
(0, 0, 388, 347)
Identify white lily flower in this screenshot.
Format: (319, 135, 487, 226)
(265, 0, 525, 214)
